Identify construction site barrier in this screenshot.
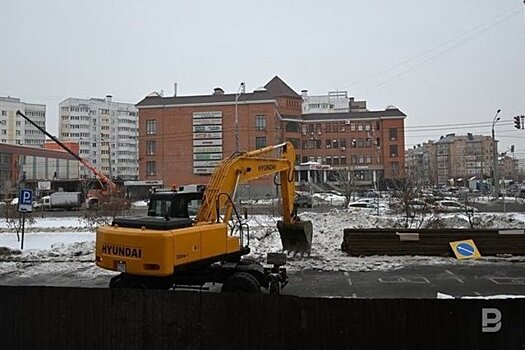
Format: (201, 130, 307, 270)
(0, 286, 523, 349)
(342, 228, 525, 256)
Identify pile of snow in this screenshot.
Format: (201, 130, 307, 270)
(0, 212, 524, 275)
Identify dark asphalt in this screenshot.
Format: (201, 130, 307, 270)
(1, 263, 524, 298)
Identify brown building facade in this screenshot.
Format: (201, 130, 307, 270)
(136, 76, 406, 194)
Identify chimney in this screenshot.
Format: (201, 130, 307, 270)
(213, 87, 224, 95)
(106, 95, 112, 102)
(301, 90, 308, 98)
(173, 83, 178, 97)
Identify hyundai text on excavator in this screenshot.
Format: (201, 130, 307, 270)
(16, 110, 119, 207)
(95, 142, 313, 293)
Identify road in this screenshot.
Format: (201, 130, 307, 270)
(1, 262, 524, 298)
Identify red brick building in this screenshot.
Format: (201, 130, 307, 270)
(136, 76, 406, 194)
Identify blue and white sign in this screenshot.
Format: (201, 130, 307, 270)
(18, 189, 33, 213)
(449, 239, 481, 260)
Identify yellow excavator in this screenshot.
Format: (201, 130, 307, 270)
(95, 142, 313, 293)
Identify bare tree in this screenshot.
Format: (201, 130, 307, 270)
(331, 168, 356, 208)
(80, 193, 130, 230)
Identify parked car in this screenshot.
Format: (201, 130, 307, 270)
(294, 192, 313, 208)
(347, 201, 389, 212)
(434, 200, 477, 213)
(347, 202, 377, 210)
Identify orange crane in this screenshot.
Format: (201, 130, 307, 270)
(16, 110, 118, 206)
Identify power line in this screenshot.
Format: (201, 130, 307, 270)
(336, 4, 523, 92)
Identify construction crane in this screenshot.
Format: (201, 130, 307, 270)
(16, 110, 118, 206)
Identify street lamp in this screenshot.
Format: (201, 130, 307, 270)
(234, 82, 245, 152)
(492, 109, 501, 198)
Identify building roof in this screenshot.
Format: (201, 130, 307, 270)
(283, 108, 406, 121)
(435, 133, 487, 144)
(136, 89, 275, 108)
(264, 76, 301, 98)
(0, 143, 78, 160)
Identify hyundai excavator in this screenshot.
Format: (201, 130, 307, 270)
(95, 142, 313, 293)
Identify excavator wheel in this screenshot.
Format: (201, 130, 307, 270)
(277, 220, 313, 254)
(221, 272, 261, 294)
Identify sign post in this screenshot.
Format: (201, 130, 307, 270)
(18, 189, 33, 250)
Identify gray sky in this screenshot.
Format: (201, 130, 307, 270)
(1, 0, 524, 156)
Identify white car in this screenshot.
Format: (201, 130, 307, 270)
(434, 200, 477, 213)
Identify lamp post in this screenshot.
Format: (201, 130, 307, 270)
(492, 109, 501, 198)
(234, 82, 245, 152)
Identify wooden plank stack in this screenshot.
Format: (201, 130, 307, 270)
(341, 228, 525, 256)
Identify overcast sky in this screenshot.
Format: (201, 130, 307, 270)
(1, 0, 524, 156)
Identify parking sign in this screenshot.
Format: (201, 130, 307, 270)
(18, 189, 33, 213)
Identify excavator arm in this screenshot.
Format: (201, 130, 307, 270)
(196, 142, 313, 253)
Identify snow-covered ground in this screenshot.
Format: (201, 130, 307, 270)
(1, 211, 524, 277)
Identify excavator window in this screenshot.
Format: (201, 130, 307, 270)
(147, 192, 204, 219)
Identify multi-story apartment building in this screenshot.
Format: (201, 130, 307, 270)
(498, 155, 519, 181)
(406, 133, 496, 186)
(59, 96, 138, 180)
(0, 96, 46, 147)
(136, 76, 406, 195)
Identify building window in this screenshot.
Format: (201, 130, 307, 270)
(366, 155, 372, 164)
(255, 136, 266, 149)
(365, 123, 371, 131)
(146, 161, 156, 176)
(146, 120, 156, 135)
(1, 110, 6, 116)
(357, 138, 364, 148)
(391, 161, 400, 174)
(350, 123, 356, 132)
(146, 140, 156, 155)
(366, 138, 373, 148)
(357, 123, 363, 131)
(389, 128, 397, 141)
(341, 156, 346, 165)
(325, 139, 331, 149)
(325, 123, 332, 133)
(390, 145, 398, 157)
(255, 115, 266, 131)
(285, 122, 299, 133)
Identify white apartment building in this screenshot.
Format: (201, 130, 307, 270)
(0, 96, 46, 146)
(59, 95, 138, 180)
(301, 90, 368, 114)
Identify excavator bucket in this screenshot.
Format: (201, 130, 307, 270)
(277, 220, 313, 254)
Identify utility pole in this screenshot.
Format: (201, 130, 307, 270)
(234, 82, 245, 152)
(492, 109, 501, 198)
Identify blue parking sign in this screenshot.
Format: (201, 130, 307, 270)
(18, 189, 33, 212)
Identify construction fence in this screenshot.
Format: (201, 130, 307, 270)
(1, 286, 524, 349)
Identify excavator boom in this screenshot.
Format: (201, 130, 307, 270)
(196, 142, 312, 253)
